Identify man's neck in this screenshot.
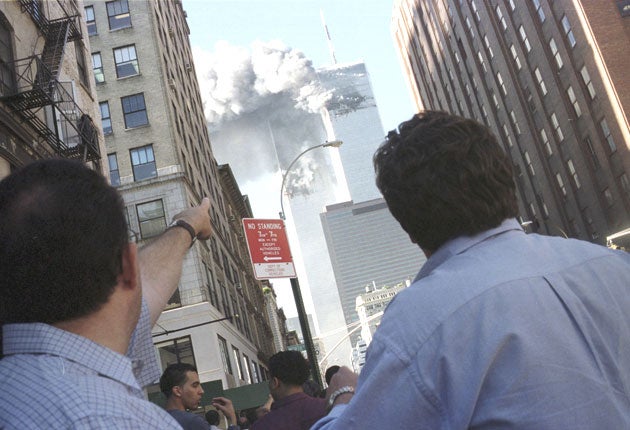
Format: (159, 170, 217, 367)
(165, 397, 186, 411)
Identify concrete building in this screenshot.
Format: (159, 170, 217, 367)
(0, 0, 103, 179)
(355, 281, 408, 345)
(84, 0, 274, 391)
(392, 0, 630, 243)
(321, 198, 425, 346)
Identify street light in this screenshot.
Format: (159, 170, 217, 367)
(278, 140, 342, 384)
(279, 140, 343, 220)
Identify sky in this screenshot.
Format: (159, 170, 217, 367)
(182, 0, 415, 134)
(181, 0, 416, 317)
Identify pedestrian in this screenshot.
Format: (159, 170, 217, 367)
(313, 111, 630, 429)
(0, 159, 211, 428)
(251, 351, 326, 430)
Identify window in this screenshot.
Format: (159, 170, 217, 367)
(477, 51, 487, 72)
(524, 151, 535, 176)
(497, 72, 507, 95)
(561, 15, 576, 47)
(556, 173, 567, 196)
(92, 52, 104, 84)
(567, 159, 581, 189)
(519, 25, 531, 52)
(496, 5, 507, 30)
(108, 153, 120, 186)
(502, 123, 513, 147)
(551, 113, 564, 141)
(0, 14, 16, 96)
(99, 101, 112, 134)
(121, 93, 148, 128)
(509, 44, 522, 70)
(600, 118, 616, 152)
(130, 144, 156, 180)
(136, 199, 165, 239)
(510, 110, 521, 134)
(114, 45, 139, 78)
(243, 354, 252, 384)
(217, 336, 232, 374)
(232, 346, 244, 381)
(603, 188, 613, 206)
(549, 38, 563, 69)
(540, 128, 553, 156)
(465, 17, 474, 38)
(75, 41, 89, 88)
(107, 0, 131, 30)
(471, 0, 480, 21)
(156, 336, 195, 369)
(534, 68, 547, 95)
(567, 86, 581, 117)
(580, 66, 596, 99)
(508, 0, 516, 10)
(620, 173, 630, 196)
(483, 35, 494, 58)
(584, 136, 599, 168)
(84, 6, 96, 35)
(532, 0, 545, 22)
(491, 91, 500, 109)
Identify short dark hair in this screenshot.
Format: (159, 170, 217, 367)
(324, 365, 340, 385)
(0, 159, 128, 324)
(374, 111, 518, 251)
(269, 350, 310, 387)
(160, 363, 198, 397)
(205, 409, 220, 425)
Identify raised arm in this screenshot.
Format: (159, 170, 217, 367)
(139, 197, 212, 325)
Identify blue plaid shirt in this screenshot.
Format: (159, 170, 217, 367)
(0, 300, 182, 429)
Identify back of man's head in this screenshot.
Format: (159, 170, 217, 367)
(269, 350, 310, 387)
(160, 362, 198, 397)
(374, 111, 518, 252)
(0, 159, 127, 325)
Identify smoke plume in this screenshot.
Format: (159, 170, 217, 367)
(193, 41, 337, 204)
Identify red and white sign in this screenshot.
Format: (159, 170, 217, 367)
(242, 218, 296, 279)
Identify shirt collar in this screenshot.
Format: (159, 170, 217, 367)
(271, 392, 309, 409)
(2, 322, 141, 391)
(415, 218, 524, 281)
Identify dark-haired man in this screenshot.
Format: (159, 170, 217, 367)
(0, 159, 211, 429)
(314, 111, 630, 429)
(251, 350, 326, 430)
(160, 362, 238, 430)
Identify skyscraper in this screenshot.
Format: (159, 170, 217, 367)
(392, 0, 630, 243)
(320, 198, 426, 345)
(84, 0, 274, 391)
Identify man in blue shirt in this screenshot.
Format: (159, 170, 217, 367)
(0, 159, 212, 428)
(314, 111, 630, 429)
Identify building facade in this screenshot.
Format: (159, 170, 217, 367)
(321, 198, 425, 346)
(0, 0, 103, 179)
(84, 0, 274, 391)
(393, 0, 630, 242)
(355, 281, 408, 346)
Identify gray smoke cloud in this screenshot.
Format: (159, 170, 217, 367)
(193, 41, 334, 198)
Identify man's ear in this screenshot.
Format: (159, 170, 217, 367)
(172, 385, 182, 398)
(119, 243, 139, 290)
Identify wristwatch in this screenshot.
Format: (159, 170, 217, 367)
(168, 219, 197, 247)
(328, 385, 355, 408)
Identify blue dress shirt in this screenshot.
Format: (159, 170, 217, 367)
(312, 219, 630, 429)
(0, 300, 182, 429)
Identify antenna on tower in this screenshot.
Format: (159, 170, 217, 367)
(320, 9, 337, 65)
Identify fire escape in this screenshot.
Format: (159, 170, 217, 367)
(0, 0, 100, 162)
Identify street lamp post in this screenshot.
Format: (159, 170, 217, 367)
(279, 140, 343, 220)
(279, 140, 342, 384)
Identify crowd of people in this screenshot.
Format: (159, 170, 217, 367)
(1, 111, 628, 429)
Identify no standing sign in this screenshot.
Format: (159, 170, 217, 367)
(242, 218, 296, 279)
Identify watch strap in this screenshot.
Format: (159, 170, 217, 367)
(168, 219, 197, 247)
(328, 385, 355, 408)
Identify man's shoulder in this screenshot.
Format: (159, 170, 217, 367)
(167, 409, 209, 429)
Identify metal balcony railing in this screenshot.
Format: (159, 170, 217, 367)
(0, 56, 100, 162)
